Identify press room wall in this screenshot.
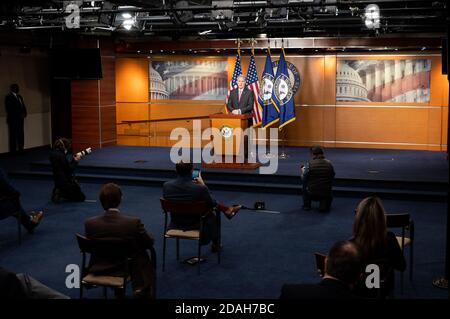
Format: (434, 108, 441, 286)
(116, 52, 448, 151)
(0, 46, 52, 154)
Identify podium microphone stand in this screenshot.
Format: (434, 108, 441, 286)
(279, 128, 289, 159)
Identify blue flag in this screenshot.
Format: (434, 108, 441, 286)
(258, 51, 280, 128)
(274, 49, 296, 130)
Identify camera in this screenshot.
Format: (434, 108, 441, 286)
(254, 201, 265, 210)
(76, 147, 92, 158)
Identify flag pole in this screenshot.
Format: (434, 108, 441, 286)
(279, 127, 289, 159)
(278, 39, 289, 159)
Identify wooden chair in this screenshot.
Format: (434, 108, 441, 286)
(76, 234, 157, 299)
(160, 198, 220, 274)
(386, 213, 415, 293)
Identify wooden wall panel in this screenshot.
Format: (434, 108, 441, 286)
(71, 81, 99, 106)
(293, 57, 326, 105)
(335, 107, 430, 148)
(150, 101, 224, 120)
(72, 106, 99, 144)
(100, 57, 116, 106)
(116, 58, 149, 103)
(442, 107, 448, 149)
(116, 102, 150, 123)
(101, 106, 117, 143)
(116, 52, 448, 151)
(71, 39, 116, 151)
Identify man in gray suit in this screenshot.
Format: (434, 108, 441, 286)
(163, 162, 241, 252)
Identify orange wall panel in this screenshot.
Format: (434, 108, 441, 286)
(116, 58, 149, 103)
(335, 107, 429, 145)
(115, 53, 448, 151)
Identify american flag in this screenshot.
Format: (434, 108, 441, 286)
(246, 54, 262, 126)
(225, 51, 243, 111)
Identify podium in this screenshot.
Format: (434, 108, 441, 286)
(202, 113, 261, 169)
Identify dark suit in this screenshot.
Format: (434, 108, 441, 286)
(162, 176, 218, 245)
(49, 149, 85, 202)
(0, 168, 33, 231)
(302, 155, 335, 211)
(227, 87, 254, 115)
(85, 209, 155, 296)
(5, 92, 27, 153)
(227, 87, 254, 159)
(280, 278, 358, 299)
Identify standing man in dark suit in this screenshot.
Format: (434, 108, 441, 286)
(280, 241, 363, 299)
(163, 162, 241, 252)
(5, 84, 27, 153)
(227, 75, 254, 117)
(85, 183, 156, 299)
(227, 75, 254, 160)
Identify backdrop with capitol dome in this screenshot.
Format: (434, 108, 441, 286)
(115, 52, 448, 151)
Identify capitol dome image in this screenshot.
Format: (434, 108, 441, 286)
(149, 64, 169, 100)
(336, 63, 370, 102)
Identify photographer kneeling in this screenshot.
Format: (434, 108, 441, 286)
(49, 138, 87, 203)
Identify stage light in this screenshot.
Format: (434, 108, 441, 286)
(122, 12, 132, 19)
(123, 19, 134, 30)
(364, 4, 380, 29)
(198, 29, 212, 35)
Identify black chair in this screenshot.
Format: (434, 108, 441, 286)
(76, 234, 157, 299)
(160, 198, 220, 274)
(314, 252, 326, 277)
(386, 213, 414, 293)
(0, 198, 22, 245)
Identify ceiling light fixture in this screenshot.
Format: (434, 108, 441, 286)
(364, 4, 380, 30)
(198, 30, 212, 35)
(122, 19, 135, 30)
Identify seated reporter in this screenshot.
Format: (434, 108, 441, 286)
(280, 240, 363, 299)
(162, 161, 242, 252)
(0, 167, 43, 234)
(49, 138, 85, 203)
(85, 183, 156, 299)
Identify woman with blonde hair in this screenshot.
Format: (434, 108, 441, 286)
(352, 196, 406, 298)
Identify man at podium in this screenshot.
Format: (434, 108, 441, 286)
(226, 75, 254, 160)
(227, 75, 254, 119)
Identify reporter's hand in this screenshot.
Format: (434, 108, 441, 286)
(74, 154, 82, 161)
(195, 173, 205, 186)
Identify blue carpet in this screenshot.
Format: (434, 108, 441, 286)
(21, 146, 449, 182)
(0, 178, 447, 299)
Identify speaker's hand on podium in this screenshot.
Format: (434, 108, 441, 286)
(231, 109, 241, 115)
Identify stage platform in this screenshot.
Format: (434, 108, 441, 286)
(7, 145, 449, 201)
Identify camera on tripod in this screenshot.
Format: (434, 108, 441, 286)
(76, 147, 92, 158)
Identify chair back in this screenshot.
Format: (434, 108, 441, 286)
(75, 234, 135, 260)
(160, 198, 211, 218)
(314, 252, 326, 277)
(386, 213, 410, 229)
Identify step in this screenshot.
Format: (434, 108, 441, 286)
(9, 170, 447, 201)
